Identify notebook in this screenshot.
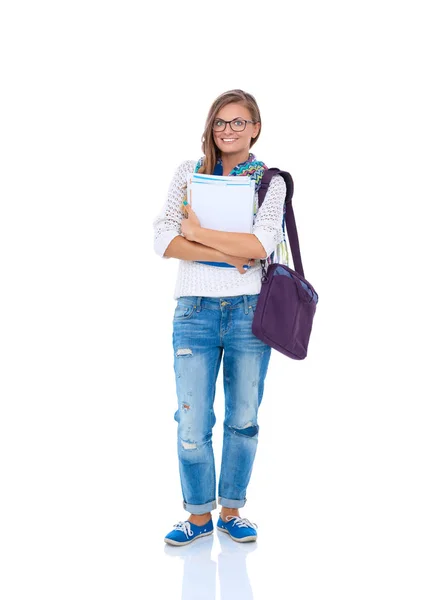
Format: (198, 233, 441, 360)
(186, 173, 255, 268)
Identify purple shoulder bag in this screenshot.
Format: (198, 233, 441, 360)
(251, 168, 319, 359)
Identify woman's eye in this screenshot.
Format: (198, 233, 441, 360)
(234, 120, 244, 127)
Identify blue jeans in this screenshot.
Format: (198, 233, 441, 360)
(172, 294, 272, 514)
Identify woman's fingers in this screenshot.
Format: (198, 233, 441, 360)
(181, 205, 192, 221)
(181, 200, 195, 219)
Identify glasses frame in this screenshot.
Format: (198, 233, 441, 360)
(212, 118, 256, 132)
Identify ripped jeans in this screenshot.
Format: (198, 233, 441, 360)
(172, 294, 272, 514)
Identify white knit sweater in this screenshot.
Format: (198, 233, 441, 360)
(153, 159, 287, 300)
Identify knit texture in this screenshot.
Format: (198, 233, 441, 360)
(153, 159, 288, 299)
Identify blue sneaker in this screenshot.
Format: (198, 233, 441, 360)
(164, 518, 214, 546)
(217, 514, 257, 543)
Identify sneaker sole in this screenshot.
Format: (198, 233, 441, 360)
(164, 530, 213, 546)
(217, 525, 257, 543)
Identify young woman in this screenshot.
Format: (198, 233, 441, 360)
(153, 89, 288, 546)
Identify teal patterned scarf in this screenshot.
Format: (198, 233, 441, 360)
(194, 152, 289, 267)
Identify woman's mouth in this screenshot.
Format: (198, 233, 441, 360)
(221, 138, 237, 144)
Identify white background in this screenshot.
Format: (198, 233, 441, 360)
(1, 1, 442, 598)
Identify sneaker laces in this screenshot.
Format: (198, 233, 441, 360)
(225, 516, 257, 529)
(172, 521, 193, 538)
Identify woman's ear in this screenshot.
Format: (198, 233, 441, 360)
(251, 121, 261, 139)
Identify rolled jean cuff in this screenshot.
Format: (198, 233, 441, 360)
(218, 496, 247, 509)
(183, 499, 217, 514)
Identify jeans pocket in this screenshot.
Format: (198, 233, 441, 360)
(173, 302, 196, 321)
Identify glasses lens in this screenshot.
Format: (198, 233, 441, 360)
(213, 119, 225, 131)
(231, 119, 246, 131)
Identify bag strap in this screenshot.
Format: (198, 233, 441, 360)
(258, 168, 305, 278)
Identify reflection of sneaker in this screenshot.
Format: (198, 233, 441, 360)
(164, 532, 214, 558)
(217, 526, 258, 555)
(216, 515, 257, 543)
(164, 518, 213, 546)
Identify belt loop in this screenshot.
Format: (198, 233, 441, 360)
(243, 295, 249, 314)
(196, 297, 202, 312)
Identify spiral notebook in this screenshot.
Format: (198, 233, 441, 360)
(186, 173, 255, 268)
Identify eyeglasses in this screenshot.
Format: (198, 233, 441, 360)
(212, 118, 256, 132)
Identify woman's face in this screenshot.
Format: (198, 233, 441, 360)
(212, 102, 260, 158)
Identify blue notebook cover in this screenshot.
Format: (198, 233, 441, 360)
(196, 260, 250, 269)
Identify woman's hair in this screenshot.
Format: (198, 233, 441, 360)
(197, 89, 262, 175)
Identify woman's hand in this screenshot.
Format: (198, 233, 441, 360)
(224, 255, 255, 274)
(180, 202, 201, 242)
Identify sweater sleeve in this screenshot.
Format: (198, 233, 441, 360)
(252, 174, 286, 258)
(153, 160, 196, 258)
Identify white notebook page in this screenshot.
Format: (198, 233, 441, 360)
(186, 173, 255, 233)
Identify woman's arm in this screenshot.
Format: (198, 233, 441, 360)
(164, 235, 229, 262)
(187, 227, 267, 260)
(153, 160, 197, 258)
(164, 237, 250, 273)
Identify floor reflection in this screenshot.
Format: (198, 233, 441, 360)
(164, 530, 256, 600)
(217, 529, 256, 600)
(164, 535, 216, 600)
